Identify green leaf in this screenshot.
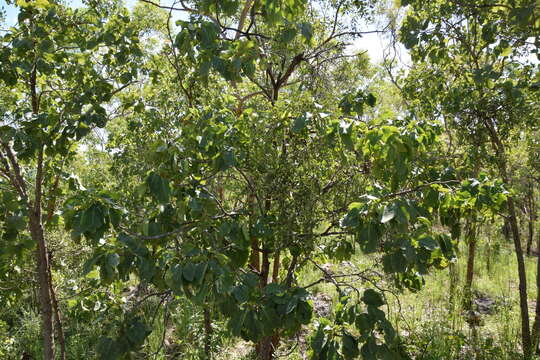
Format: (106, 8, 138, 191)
(126, 319, 151, 347)
(107, 253, 120, 268)
(229, 309, 248, 336)
(79, 204, 105, 233)
(342, 332, 360, 359)
(242, 310, 262, 342)
(285, 296, 298, 314)
(39, 38, 54, 53)
(418, 236, 439, 251)
(232, 284, 249, 303)
(298, 22, 313, 43)
(280, 27, 297, 42)
(366, 93, 376, 107)
(96, 337, 122, 360)
(311, 323, 326, 353)
(355, 313, 373, 336)
(381, 204, 395, 223)
(146, 172, 171, 203)
(361, 289, 384, 307)
(357, 223, 380, 253)
(292, 114, 308, 133)
(182, 262, 197, 282)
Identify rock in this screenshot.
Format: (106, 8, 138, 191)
(310, 293, 333, 318)
(474, 295, 496, 314)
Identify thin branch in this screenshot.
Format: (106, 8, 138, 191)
(0, 143, 29, 200)
(382, 180, 461, 200)
(138, 0, 194, 12)
(235, 0, 255, 40)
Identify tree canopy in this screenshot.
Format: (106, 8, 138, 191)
(0, 0, 539, 359)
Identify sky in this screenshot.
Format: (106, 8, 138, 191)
(0, 0, 392, 63)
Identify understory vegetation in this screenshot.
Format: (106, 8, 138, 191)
(0, 0, 539, 359)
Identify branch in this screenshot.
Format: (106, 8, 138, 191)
(0, 143, 29, 200)
(34, 147, 44, 216)
(138, 0, 194, 12)
(235, 0, 255, 40)
(273, 52, 305, 100)
(120, 221, 197, 240)
(382, 180, 461, 200)
(308, 257, 343, 295)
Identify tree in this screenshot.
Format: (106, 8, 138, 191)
(399, 0, 540, 356)
(0, 1, 141, 358)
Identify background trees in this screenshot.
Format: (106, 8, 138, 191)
(400, 0, 539, 356)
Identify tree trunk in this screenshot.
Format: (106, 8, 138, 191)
(486, 224, 493, 274)
(256, 335, 280, 360)
(256, 248, 276, 360)
(531, 206, 540, 354)
(203, 306, 213, 359)
(30, 215, 55, 360)
(508, 195, 532, 358)
(526, 185, 535, 256)
(484, 118, 531, 358)
(249, 193, 260, 273)
(503, 217, 512, 242)
(48, 252, 65, 360)
(464, 217, 477, 310)
(528, 218, 535, 256)
(272, 250, 280, 283)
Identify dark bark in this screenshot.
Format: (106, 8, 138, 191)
(260, 250, 270, 288)
(464, 218, 477, 310)
(528, 219, 534, 256)
(249, 193, 260, 273)
(508, 195, 532, 358)
(30, 214, 55, 360)
(483, 116, 531, 358)
(526, 184, 535, 256)
(532, 199, 540, 353)
(256, 335, 280, 360)
(203, 306, 213, 359)
(48, 252, 65, 360)
(272, 250, 280, 283)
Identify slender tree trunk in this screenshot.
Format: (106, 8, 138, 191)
(508, 196, 532, 358)
(486, 224, 493, 274)
(526, 185, 535, 256)
(503, 217, 512, 242)
(272, 250, 280, 283)
(464, 217, 478, 310)
(528, 218, 535, 256)
(484, 118, 531, 358)
(48, 252, 65, 360)
(449, 227, 460, 311)
(249, 193, 260, 273)
(256, 248, 275, 360)
(257, 196, 279, 360)
(203, 306, 213, 359)
(532, 226, 540, 353)
(30, 214, 55, 360)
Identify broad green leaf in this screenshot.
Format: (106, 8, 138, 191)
(146, 172, 171, 203)
(181, 261, 196, 282)
(361, 289, 384, 307)
(418, 236, 439, 251)
(342, 332, 360, 359)
(126, 319, 151, 347)
(381, 204, 395, 223)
